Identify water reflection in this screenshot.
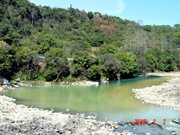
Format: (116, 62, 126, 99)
(1, 76, 167, 113)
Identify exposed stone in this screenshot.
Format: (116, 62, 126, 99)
(171, 118, 180, 125)
(132, 73, 180, 112)
(1, 85, 9, 90)
(145, 133, 151, 135)
(0, 95, 133, 135)
(71, 81, 99, 86)
(17, 82, 24, 87)
(15, 78, 21, 82)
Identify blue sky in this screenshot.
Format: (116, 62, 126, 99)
(29, 0, 180, 26)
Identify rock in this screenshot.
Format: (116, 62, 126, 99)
(132, 76, 180, 112)
(120, 131, 134, 135)
(0, 94, 138, 135)
(145, 133, 151, 135)
(44, 82, 51, 85)
(127, 132, 133, 135)
(66, 109, 70, 111)
(156, 123, 163, 129)
(111, 122, 119, 129)
(1, 85, 8, 90)
(171, 131, 176, 135)
(118, 121, 125, 126)
(19, 127, 27, 133)
(8, 108, 16, 113)
(15, 78, 21, 82)
(11, 80, 17, 84)
(87, 115, 96, 119)
(17, 82, 24, 86)
(70, 81, 99, 86)
(171, 118, 180, 125)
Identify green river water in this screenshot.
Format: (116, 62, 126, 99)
(1, 75, 180, 134)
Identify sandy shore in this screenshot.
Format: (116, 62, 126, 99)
(147, 72, 180, 77)
(133, 72, 180, 112)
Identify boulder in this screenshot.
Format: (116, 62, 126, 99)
(17, 82, 24, 87)
(1, 85, 8, 90)
(15, 78, 21, 82)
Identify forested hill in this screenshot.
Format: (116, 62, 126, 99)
(0, 0, 180, 82)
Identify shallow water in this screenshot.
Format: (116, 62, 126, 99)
(1, 76, 180, 134)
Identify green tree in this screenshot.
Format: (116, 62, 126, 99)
(72, 51, 93, 69)
(145, 53, 157, 72)
(158, 50, 177, 71)
(116, 51, 139, 78)
(44, 58, 70, 81)
(44, 47, 67, 58)
(99, 44, 117, 54)
(87, 11, 93, 19)
(145, 46, 177, 72)
(0, 48, 12, 78)
(0, 0, 179, 82)
(70, 64, 82, 77)
(85, 65, 101, 80)
(102, 54, 121, 80)
(173, 31, 180, 46)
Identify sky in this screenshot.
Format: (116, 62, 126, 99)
(29, 0, 180, 26)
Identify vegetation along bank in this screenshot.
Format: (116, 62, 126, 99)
(0, 0, 180, 83)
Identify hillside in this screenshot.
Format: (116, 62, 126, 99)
(0, 0, 180, 81)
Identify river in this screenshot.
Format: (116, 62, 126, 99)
(1, 75, 180, 134)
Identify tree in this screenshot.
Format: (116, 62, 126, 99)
(102, 54, 121, 80)
(0, 0, 179, 82)
(99, 44, 117, 54)
(71, 51, 103, 80)
(158, 50, 177, 71)
(85, 65, 101, 81)
(87, 11, 93, 19)
(138, 56, 148, 74)
(0, 48, 12, 78)
(145, 46, 177, 72)
(70, 64, 82, 77)
(145, 46, 161, 71)
(142, 25, 151, 32)
(14, 46, 35, 80)
(72, 51, 93, 69)
(44, 47, 67, 58)
(116, 51, 139, 78)
(44, 58, 70, 81)
(173, 31, 180, 46)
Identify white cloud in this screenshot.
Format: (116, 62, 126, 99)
(106, 0, 125, 15)
(117, 0, 125, 13)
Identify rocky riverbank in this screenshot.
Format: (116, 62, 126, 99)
(133, 72, 180, 112)
(59, 80, 100, 86)
(1, 72, 179, 134)
(0, 77, 109, 91)
(0, 78, 34, 91)
(0, 95, 137, 135)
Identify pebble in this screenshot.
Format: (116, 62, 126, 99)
(0, 95, 135, 135)
(132, 77, 180, 112)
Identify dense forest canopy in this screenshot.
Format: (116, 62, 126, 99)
(0, 0, 180, 82)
